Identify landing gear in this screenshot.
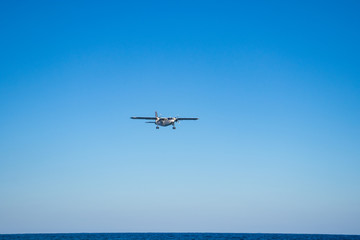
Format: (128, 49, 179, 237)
(172, 126, 176, 129)
(156, 126, 159, 129)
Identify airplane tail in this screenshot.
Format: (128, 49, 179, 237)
(155, 111, 158, 118)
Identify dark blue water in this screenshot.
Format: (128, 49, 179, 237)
(0, 233, 359, 240)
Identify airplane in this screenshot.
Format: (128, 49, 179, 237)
(131, 112, 199, 129)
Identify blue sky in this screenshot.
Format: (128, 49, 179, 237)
(1, 0, 360, 235)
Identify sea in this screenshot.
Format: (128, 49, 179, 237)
(0, 233, 359, 240)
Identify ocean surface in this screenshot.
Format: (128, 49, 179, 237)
(1, 233, 359, 240)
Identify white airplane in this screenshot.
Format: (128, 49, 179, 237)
(131, 112, 199, 129)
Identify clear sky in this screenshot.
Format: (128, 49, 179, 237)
(1, 0, 360, 235)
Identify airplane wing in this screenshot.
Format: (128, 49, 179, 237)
(131, 117, 157, 120)
(177, 118, 199, 120)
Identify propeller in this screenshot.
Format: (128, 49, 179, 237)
(155, 111, 160, 120)
(175, 115, 180, 124)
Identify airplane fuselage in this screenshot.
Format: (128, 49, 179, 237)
(156, 118, 176, 127)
